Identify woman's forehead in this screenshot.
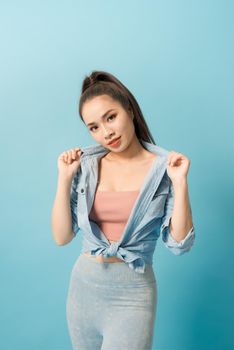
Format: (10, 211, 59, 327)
(82, 97, 121, 122)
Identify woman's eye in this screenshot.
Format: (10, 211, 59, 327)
(107, 114, 116, 121)
(89, 115, 116, 132)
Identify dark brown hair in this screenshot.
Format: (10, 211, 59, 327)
(78, 70, 156, 146)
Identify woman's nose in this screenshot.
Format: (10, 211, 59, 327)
(103, 126, 113, 137)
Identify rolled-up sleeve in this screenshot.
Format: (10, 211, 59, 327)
(70, 171, 80, 236)
(160, 179, 195, 255)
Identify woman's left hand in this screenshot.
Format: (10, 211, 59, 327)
(166, 151, 190, 183)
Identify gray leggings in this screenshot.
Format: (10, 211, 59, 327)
(66, 254, 157, 350)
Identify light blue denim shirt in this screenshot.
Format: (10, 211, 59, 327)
(70, 140, 195, 274)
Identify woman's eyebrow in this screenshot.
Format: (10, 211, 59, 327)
(87, 109, 115, 126)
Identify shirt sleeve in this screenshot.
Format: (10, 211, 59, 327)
(70, 171, 80, 236)
(160, 178, 195, 255)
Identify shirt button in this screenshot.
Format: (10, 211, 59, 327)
(81, 188, 84, 193)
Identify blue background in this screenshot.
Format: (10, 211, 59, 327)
(1, 0, 233, 349)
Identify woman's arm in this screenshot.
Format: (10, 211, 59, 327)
(160, 151, 195, 255)
(51, 147, 82, 245)
(51, 175, 75, 245)
(169, 178, 193, 243)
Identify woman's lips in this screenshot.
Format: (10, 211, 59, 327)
(109, 136, 121, 147)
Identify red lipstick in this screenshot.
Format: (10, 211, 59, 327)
(108, 136, 121, 148)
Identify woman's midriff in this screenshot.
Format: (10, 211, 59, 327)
(82, 240, 124, 263)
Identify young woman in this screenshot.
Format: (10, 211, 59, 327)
(51, 70, 195, 350)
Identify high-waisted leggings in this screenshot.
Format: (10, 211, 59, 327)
(66, 254, 157, 350)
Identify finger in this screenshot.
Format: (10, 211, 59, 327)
(71, 149, 76, 159)
(170, 156, 179, 166)
(59, 153, 65, 160)
(168, 151, 177, 161)
(167, 153, 175, 165)
(75, 148, 81, 157)
(68, 150, 73, 163)
(168, 157, 175, 166)
(68, 148, 77, 161)
(173, 155, 184, 166)
(168, 155, 180, 166)
(60, 154, 67, 163)
(62, 151, 68, 163)
(72, 149, 80, 160)
(75, 149, 81, 158)
(77, 148, 83, 156)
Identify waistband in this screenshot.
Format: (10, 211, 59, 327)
(71, 253, 156, 286)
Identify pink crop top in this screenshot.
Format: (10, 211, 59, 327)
(89, 190, 140, 241)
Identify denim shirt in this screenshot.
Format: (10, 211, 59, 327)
(70, 140, 195, 274)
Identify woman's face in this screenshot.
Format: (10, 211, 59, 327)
(82, 94, 136, 151)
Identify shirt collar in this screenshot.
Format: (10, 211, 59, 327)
(79, 139, 169, 160)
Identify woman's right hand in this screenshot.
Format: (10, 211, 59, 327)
(57, 147, 82, 180)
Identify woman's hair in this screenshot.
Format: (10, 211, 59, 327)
(78, 70, 156, 145)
